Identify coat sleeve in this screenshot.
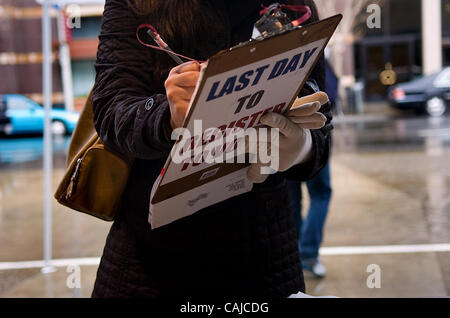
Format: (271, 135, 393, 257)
(283, 80, 333, 181)
(92, 0, 174, 160)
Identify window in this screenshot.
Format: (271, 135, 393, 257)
(435, 69, 450, 88)
(442, 0, 450, 33)
(7, 96, 33, 110)
(71, 17, 102, 39)
(390, 0, 421, 34)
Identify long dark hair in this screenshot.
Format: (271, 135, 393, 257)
(131, 0, 229, 84)
(132, 0, 325, 90)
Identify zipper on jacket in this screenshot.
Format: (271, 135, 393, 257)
(65, 158, 82, 200)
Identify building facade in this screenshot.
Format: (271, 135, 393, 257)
(67, 5, 102, 109)
(0, 0, 101, 110)
(354, 0, 450, 100)
(0, 0, 63, 104)
(1, 1, 448, 106)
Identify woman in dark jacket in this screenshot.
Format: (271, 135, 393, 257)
(92, 0, 332, 297)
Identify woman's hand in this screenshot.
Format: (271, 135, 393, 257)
(287, 92, 328, 129)
(246, 112, 308, 183)
(246, 92, 329, 183)
(165, 61, 201, 129)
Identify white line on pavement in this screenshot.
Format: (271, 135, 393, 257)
(1, 243, 450, 271)
(0, 257, 100, 271)
(320, 243, 450, 256)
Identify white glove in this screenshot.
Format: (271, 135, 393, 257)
(246, 92, 329, 183)
(288, 92, 329, 129)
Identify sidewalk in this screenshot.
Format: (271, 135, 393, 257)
(0, 104, 449, 298)
(1, 151, 449, 297)
(335, 101, 419, 123)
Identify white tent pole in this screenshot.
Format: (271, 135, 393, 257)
(41, 0, 56, 275)
(35, 0, 106, 275)
(57, 8, 75, 111)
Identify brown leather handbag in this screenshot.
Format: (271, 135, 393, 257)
(54, 91, 133, 221)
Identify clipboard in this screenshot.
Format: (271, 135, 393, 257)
(149, 14, 342, 228)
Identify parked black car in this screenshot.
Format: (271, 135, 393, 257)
(389, 67, 450, 117)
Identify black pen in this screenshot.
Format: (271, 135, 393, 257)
(147, 29, 184, 65)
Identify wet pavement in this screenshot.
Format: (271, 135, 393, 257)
(0, 113, 449, 298)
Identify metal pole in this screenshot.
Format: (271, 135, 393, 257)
(57, 7, 75, 111)
(41, 0, 56, 275)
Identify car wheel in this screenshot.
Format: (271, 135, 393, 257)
(51, 120, 67, 135)
(426, 97, 447, 117)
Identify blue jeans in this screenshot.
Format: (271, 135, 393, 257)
(288, 163, 332, 260)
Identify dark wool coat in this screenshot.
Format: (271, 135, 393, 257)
(91, 0, 333, 297)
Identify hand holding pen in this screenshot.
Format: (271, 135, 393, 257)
(146, 27, 184, 65)
(165, 61, 201, 129)
(136, 24, 203, 65)
(136, 24, 202, 129)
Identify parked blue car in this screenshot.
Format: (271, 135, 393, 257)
(0, 94, 79, 135)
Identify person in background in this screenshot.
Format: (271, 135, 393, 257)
(289, 59, 338, 278)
